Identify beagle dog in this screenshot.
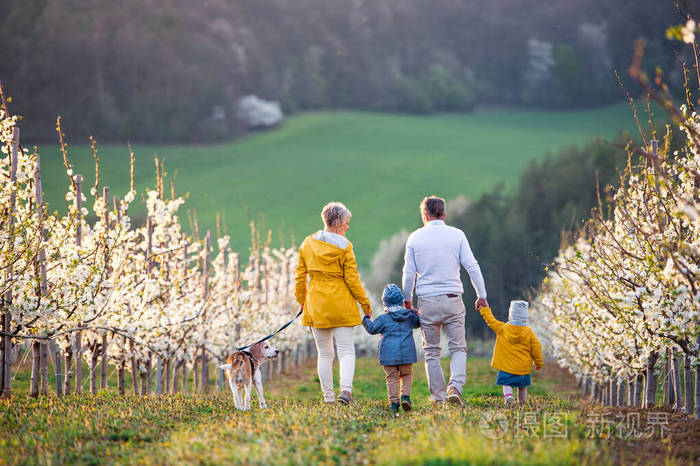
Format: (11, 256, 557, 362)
(219, 341, 279, 410)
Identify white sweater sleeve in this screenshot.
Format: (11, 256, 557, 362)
(459, 233, 487, 299)
(402, 240, 417, 301)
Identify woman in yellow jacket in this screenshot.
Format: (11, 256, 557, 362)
(478, 300, 543, 405)
(295, 201, 371, 405)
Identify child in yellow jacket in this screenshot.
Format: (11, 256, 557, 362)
(478, 300, 543, 405)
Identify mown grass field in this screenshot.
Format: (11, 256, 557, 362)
(3, 355, 696, 465)
(34, 105, 644, 268)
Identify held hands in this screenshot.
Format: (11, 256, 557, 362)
(534, 366, 542, 371)
(475, 298, 488, 311)
(404, 300, 422, 315)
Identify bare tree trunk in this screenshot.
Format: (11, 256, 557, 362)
(582, 377, 589, 398)
(155, 356, 164, 395)
(671, 349, 681, 411)
(40, 341, 48, 396)
(54, 343, 64, 397)
(695, 336, 700, 419)
(193, 355, 200, 393)
(90, 345, 99, 394)
(118, 361, 125, 395)
(695, 368, 700, 419)
(663, 349, 672, 406)
(30, 341, 41, 398)
(146, 356, 153, 395)
(627, 376, 634, 406)
(130, 340, 138, 395)
(100, 333, 108, 390)
(201, 347, 209, 394)
(685, 354, 693, 415)
(165, 359, 171, 394)
(182, 361, 187, 393)
(616, 378, 624, 405)
(611, 379, 618, 406)
(140, 371, 148, 396)
(75, 331, 83, 395)
(1, 307, 12, 399)
(172, 360, 180, 393)
(64, 343, 73, 396)
(0, 309, 5, 397)
(646, 351, 658, 408)
(637, 374, 644, 407)
(601, 381, 608, 406)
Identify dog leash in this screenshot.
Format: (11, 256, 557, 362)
(235, 307, 304, 351)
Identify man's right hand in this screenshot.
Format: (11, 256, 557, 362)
(404, 300, 413, 310)
(475, 298, 488, 311)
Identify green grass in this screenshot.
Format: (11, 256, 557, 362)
(35, 105, 644, 267)
(0, 357, 608, 465)
(2, 355, 692, 465)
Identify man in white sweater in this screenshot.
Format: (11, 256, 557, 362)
(402, 196, 488, 405)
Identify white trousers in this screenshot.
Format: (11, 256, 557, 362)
(311, 326, 355, 402)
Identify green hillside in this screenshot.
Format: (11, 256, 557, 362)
(36, 104, 642, 268)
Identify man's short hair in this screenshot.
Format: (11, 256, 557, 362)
(420, 196, 446, 219)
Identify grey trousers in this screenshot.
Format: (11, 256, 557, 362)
(418, 294, 467, 401)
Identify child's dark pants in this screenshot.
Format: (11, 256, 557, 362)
(383, 364, 413, 403)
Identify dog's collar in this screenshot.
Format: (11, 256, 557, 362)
(241, 349, 257, 362)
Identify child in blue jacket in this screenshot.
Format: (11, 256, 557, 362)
(363, 284, 420, 413)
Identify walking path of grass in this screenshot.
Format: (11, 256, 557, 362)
(3, 356, 696, 465)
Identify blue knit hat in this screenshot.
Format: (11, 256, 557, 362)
(382, 284, 404, 307)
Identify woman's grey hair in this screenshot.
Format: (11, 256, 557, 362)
(321, 201, 352, 228)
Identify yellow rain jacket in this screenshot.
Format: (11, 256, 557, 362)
(479, 307, 544, 375)
(295, 234, 371, 328)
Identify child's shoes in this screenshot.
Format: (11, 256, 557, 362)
(400, 395, 412, 411)
(390, 403, 400, 414)
(504, 394, 515, 406)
